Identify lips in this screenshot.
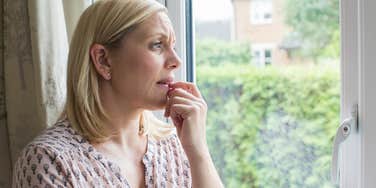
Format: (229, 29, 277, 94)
(157, 77, 174, 85)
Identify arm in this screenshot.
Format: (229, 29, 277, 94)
(185, 147, 224, 188)
(165, 82, 224, 188)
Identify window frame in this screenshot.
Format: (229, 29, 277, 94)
(339, 0, 360, 187)
(251, 43, 274, 66)
(250, 0, 273, 25)
(341, 0, 376, 187)
(358, 0, 376, 187)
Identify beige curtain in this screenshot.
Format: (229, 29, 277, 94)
(1, 0, 91, 187)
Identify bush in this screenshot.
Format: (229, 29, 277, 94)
(195, 39, 252, 66)
(197, 64, 339, 188)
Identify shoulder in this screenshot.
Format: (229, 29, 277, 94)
(13, 118, 87, 173)
(12, 119, 87, 187)
(21, 118, 86, 156)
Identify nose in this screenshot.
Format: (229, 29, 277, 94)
(165, 49, 182, 70)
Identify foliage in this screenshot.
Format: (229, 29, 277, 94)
(284, 0, 340, 60)
(195, 39, 251, 66)
(197, 64, 340, 188)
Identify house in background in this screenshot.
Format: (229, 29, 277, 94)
(232, 0, 301, 66)
(195, 20, 232, 41)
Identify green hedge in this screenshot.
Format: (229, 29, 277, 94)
(197, 64, 339, 188)
(195, 39, 251, 66)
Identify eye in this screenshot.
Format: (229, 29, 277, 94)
(151, 41, 163, 50)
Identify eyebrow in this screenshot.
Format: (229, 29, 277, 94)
(146, 32, 176, 43)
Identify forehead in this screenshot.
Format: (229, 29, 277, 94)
(134, 12, 175, 40)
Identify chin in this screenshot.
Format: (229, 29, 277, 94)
(144, 98, 167, 111)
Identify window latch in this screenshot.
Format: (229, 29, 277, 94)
(331, 104, 358, 184)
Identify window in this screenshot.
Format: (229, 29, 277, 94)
(265, 49, 272, 65)
(192, 0, 341, 187)
(166, 0, 376, 187)
(250, 0, 273, 25)
(193, 0, 341, 187)
(253, 50, 261, 65)
(251, 44, 274, 66)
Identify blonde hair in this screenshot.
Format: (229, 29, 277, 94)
(63, 0, 174, 142)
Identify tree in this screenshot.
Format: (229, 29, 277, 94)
(284, 0, 340, 61)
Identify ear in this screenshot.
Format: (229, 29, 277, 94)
(90, 44, 112, 80)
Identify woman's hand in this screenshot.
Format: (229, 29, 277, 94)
(164, 81, 209, 156)
(165, 82, 224, 188)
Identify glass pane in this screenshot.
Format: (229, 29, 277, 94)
(265, 50, 271, 58)
(194, 0, 340, 187)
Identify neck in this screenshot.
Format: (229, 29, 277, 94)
(98, 83, 147, 150)
(106, 109, 145, 148)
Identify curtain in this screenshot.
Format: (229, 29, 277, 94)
(1, 0, 91, 187)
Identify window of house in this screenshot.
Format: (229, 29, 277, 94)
(250, 0, 273, 25)
(253, 50, 261, 65)
(252, 44, 274, 66)
(165, 0, 376, 187)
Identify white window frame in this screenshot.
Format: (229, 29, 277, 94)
(359, 0, 376, 186)
(168, 0, 376, 187)
(251, 43, 274, 67)
(340, 0, 376, 187)
(250, 0, 273, 25)
(339, 0, 361, 186)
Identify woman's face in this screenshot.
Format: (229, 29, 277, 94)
(108, 12, 181, 110)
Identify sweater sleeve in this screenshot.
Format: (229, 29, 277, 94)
(12, 145, 72, 188)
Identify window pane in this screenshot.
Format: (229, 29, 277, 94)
(194, 0, 340, 187)
(265, 50, 271, 58)
(250, 0, 273, 24)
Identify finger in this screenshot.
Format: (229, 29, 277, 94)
(169, 103, 194, 121)
(166, 87, 193, 117)
(168, 88, 198, 101)
(169, 82, 202, 98)
(170, 96, 193, 105)
(165, 96, 198, 117)
(164, 87, 175, 117)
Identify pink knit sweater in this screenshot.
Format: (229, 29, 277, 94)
(12, 118, 192, 188)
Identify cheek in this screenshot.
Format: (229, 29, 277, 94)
(112, 50, 163, 92)
(136, 55, 164, 79)
(123, 61, 161, 94)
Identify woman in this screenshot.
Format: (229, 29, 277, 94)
(12, 0, 223, 187)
